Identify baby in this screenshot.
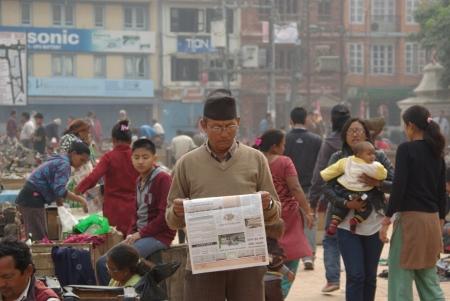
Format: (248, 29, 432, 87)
(321, 141, 387, 235)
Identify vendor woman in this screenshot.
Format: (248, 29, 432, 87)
(15, 141, 90, 241)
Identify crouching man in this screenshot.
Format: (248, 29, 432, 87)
(0, 237, 60, 301)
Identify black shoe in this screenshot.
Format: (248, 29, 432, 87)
(151, 261, 181, 283)
(378, 269, 388, 278)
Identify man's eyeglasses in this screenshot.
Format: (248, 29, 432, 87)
(208, 125, 239, 133)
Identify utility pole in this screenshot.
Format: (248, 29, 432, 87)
(268, 0, 276, 125)
(339, 0, 346, 101)
(292, 16, 303, 116)
(304, 0, 311, 107)
(222, 0, 230, 90)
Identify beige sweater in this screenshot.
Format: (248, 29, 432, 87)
(165, 143, 281, 230)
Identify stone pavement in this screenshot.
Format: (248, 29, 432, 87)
(286, 245, 450, 300)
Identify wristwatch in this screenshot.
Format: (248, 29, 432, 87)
(265, 198, 274, 210)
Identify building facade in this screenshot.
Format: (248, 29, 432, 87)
(239, 0, 345, 138)
(0, 0, 159, 133)
(0, 0, 426, 139)
(344, 0, 425, 124)
(159, 0, 240, 139)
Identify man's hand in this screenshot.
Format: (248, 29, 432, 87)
(124, 232, 141, 245)
(173, 199, 186, 217)
(258, 191, 271, 210)
(359, 173, 382, 188)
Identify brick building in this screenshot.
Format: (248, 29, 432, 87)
(344, 0, 425, 125)
(239, 0, 345, 139)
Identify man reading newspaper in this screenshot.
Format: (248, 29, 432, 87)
(166, 90, 281, 301)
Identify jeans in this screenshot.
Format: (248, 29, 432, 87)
(302, 216, 317, 263)
(323, 203, 341, 284)
(337, 228, 383, 301)
(96, 236, 167, 285)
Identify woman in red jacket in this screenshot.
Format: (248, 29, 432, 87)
(76, 120, 138, 236)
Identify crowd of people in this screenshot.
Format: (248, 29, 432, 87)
(1, 89, 449, 301)
(5, 110, 102, 156)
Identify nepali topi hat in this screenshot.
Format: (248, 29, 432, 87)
(203, 95, 238, 120)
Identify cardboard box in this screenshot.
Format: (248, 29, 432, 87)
(46, 207, 60, 241)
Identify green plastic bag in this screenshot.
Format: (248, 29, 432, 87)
(74, 214, 110, 235)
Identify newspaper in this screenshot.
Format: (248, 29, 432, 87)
(183, 193, 269, 274)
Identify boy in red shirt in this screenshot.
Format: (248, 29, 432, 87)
(95, 138, 175, 285)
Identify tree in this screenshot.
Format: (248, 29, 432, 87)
(415, 0, 450, 86)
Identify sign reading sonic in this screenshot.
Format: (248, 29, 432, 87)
(27, 28, 85, 51)
(28, 30, 80, 47)
(0, 26, 155, 53)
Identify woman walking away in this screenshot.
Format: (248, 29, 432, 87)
(76, 120, 139, 236)
(323, 118, 394, 301)
(380, 105, 446, 300)
(255, 129, 314, 298)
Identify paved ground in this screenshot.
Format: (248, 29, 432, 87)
(286, 245, 450, 301)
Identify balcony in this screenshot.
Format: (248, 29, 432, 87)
(370, 15, 398, 33)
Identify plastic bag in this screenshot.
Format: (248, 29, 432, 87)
(57, 206, 79, 234)
(73, 214, 110, 235)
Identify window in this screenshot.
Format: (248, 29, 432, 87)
(348, 43, 364, 74)
(259, 0, 271, 16)
(406, 0, 420, 24)
(371, 44, 394, 74)
(21, 1, 32, 25)
(171, 57, 199, 81)
(94, 56, 106, 78)
(170, 8, 234, 33)
(318, 0, 332, 21)
(350, 0, 364, 24)
(171, 8, 203, 33)
(275, 48, 295, 70)
(208, 59, 236, 82)
(52, 55, 75, 77)
(94, 5, 105, 28)
(206, 8, 234, 34)
(53, 3, 74, 26)
(372, 0, 395, 22)
(276, 0, 298, 15)
(124, 56, 148, 79)
(405, 43, 426, 74)
(124, 6, 146, 30)
(208, 59, 223, 82)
